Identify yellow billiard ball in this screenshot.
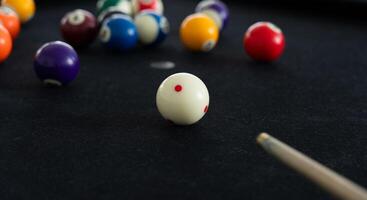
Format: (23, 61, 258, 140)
(180, 13, 219, 52)
(2, 0, 35, 23)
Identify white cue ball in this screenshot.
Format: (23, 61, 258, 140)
(156, 73, 210, 125)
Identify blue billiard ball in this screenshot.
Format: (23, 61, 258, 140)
(134, 11, 169, 47)
(34, 41, 80, 86)
(99, 14, 138, 51)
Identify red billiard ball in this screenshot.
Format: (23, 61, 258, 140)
(132, 0, 163, 15)
(60, 9, 98, 47)
(243, 22, 285, 62)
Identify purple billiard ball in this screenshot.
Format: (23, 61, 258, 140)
(195, 0, 229, 31)
(34, 41, 80, 86)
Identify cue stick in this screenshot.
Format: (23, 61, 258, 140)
(256, 133, 367, 200)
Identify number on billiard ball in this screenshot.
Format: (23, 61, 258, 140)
(156, 73, 210, 125)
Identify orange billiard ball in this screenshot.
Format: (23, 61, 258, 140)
(0, 6, 20, 39)
(2, 0, 35, 23)
(0, 24, 12, 62)
(180, 13, 219, 52)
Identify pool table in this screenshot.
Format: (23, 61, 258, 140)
(0, 0, 366, 199)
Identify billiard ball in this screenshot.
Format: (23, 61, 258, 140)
(0, 6, 20, 39)
(134, 11, 169, 46)
(156, 72, 210, 125)
(60, 9, 98, 47)
(96, 0, 132, 17)
(97, 7, 128, 24)
(1, 0, 35, 23)
(180, 13, 219, 52)
(0, 24, 12, 63)
(99, 14, 138, 51)
(243, 22, 285, 62)
(34, 41, 80, 86)
(132, 0, 163, 15)
(195, 0, 229, 31)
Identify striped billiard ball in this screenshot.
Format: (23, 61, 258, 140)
(96, 0, 132, 17)
(99, 14, 138, 51)
(134, 11, 169, 46)
(132, 0, 163, 15)
(195, 0, 229, 31)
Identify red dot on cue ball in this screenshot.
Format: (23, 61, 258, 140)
(243, 22, 285, 62)
(174, 85, 182, 92)
(204, 105, 208, 113)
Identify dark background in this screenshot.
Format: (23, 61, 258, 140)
(1, 0, 367, 199)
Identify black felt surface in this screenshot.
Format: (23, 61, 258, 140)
(1, 1, 367, 199)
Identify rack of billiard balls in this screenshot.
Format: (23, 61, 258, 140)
(59, 0, 169, 50)
(34, 0, 170, 88)
(0, 0, 36, 63)
(33, 0, 170, 84)
(32, 0, 288, 126)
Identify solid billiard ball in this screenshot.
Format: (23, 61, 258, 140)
(1, 0, 35, 23)
(243, 22, 285, 62)
(60, 9, 98, 47)
(134, 11, 169, 46)
(156, 72, 210, 125)
(132, 0, 163, 15)
(34, 41, 80, 86)
(96, 0, 132, 17)
(195, 0, 229, 31)
(180, 13, 219, 52)
(99, 14, 138, 51)
(0, 24, 12, 63)
(0, 6, 20, 39)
